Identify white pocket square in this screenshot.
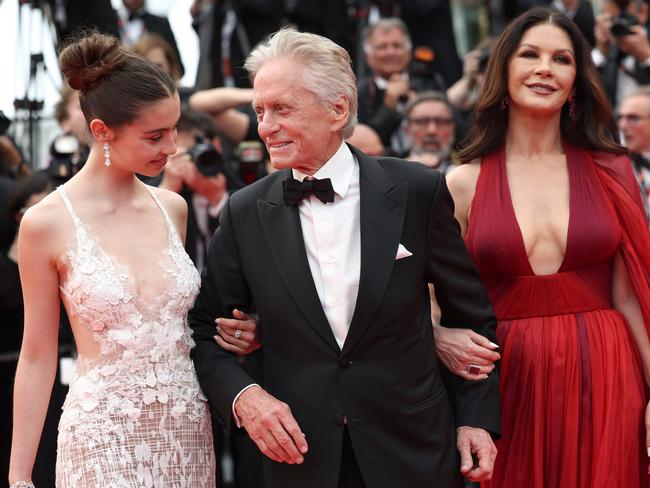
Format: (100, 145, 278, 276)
(395, 243, 413, 260)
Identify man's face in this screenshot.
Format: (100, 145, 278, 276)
(123, 0, 145, 12)
(365, 27, 411, 79)
(619, 94, 650, 153)
(405, 100, 455, 155)
(253, 58, 347, 175)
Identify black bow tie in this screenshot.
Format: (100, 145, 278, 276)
(283, 177, 335, 206)
(128, 11, 143, 21)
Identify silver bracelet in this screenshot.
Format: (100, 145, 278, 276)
(10, 482, 35, 488)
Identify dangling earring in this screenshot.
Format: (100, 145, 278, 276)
(500, 96, 509, 110)
(568, 95, 577, 121)
(103, 142, 111, 167)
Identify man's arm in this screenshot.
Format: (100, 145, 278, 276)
(425, 174, 500, 434)
(188, 198, 255, 427)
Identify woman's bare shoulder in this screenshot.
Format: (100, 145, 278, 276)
(446, 160, 481, 206)
(19, 190, 71, 256)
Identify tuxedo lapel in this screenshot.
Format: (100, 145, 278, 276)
(343, 149, 408, 355)
(257, 172, 340, 353)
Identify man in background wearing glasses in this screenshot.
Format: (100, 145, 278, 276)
(403, 91, 457, 174)
(618, 85, 650, 221)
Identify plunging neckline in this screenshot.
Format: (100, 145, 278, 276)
(498, 144, 574, 277)
(58, 184, 177, 309)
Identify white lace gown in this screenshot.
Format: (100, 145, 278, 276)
(54, 186, 216, 487)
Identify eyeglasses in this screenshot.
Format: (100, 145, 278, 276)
(616, 113, 650, 124)
(408, 117, 454, 128)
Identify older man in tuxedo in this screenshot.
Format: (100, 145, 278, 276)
(188, 28, 500, 488)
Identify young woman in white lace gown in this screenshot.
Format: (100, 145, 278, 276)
(8, 33, 215, 487)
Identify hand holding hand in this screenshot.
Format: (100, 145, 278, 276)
(235, 386, 308, 464)
(214, 308, 261, 355)
(433, 326, 500, 380)
(457, 426, 497, 482)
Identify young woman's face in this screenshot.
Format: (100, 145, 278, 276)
(109, 93, 180, 177)
(507, 23, 577, 118)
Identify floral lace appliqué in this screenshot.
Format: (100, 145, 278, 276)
(54, 185, 215, 487)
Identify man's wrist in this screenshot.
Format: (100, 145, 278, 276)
(232, 383, 261, 427)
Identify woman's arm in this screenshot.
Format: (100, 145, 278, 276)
(8, 209, 62, 484)
(611, 251, 650, 463)
(612, 252, 650, 381)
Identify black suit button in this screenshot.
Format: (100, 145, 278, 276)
(338, 357, 352, 369)
(333, 414, 345, 426)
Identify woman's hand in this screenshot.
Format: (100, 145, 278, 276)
(214, 309, 261, 355)
(433, 326, 500, 380)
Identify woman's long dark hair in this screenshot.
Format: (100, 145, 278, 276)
(458, 7, 624, 163)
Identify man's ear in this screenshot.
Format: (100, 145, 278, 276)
(330, 96, 350, 132)
(88, 118, 114, 143)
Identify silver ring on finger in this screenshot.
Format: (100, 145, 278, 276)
(234, 329, 242, 339)
(467, 364, 481, 375)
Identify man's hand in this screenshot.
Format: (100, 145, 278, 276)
(160, 149, 193, 193)
(457, 426, 497, 482)
(383, 72, 411, 110)
(618, 25, 650, 61)
(235, 386, 308, 464)
(594, 13, 614, 57)
(215, 308, 261, 354)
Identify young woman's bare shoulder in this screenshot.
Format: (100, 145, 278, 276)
(18, 191, 72, 256)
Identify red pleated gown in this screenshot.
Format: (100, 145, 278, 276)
(467, 143, 649, 488)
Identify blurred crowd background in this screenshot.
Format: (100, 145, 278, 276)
(3, 0, 650, 486)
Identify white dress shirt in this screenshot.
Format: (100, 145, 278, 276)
(232, 142, 361, 425)
(292, 142, 361, 349)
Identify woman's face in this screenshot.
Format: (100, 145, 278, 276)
(507, 23, 576, 118)
(145, 46, 172, 78)
(108, 93, 180, 177)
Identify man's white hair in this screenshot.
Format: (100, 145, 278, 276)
(245, 28, 358, 139)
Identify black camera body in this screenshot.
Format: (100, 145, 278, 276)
(611, 13, 639, 37)
(47, 133, 87, 183)
(187, 136, 224, 177)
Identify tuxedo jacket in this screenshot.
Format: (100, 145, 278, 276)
(188, 145, 500, 488)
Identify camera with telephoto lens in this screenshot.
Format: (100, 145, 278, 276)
(611, 12, 639, 37)
(187, 136, 224, 177)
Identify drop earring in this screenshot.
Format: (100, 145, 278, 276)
(103, 142, 111, 167)
(568, 95, 577, 120)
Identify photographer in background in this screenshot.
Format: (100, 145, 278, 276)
(157, 107, 228, 272)
(593, 0, 650, 109)
(357, 17, 445, 156)
(48, 86, 90, 184)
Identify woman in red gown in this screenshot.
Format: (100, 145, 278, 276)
(436, 7, 650, 487)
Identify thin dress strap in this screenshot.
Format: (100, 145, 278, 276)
(142, 185, 183, 249)
(56, 185, 83, 229)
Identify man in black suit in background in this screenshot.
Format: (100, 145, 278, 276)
(117, 0, 185, 76)
(189, 28, 500, 488)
